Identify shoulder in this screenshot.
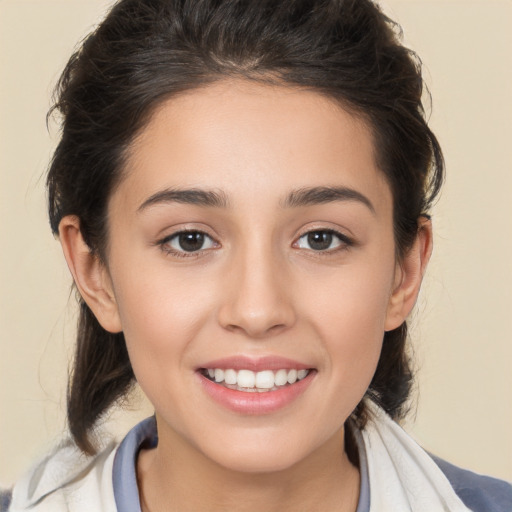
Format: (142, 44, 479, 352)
(1, 489, 12, 512)
(8, 437, 118, 512)
(431, 454, 512, 512)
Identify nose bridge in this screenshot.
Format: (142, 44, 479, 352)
(218, 234, 295, 337)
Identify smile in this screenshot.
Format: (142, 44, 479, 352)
(200, 368, 310, 392)
(197, 356, 316, 414)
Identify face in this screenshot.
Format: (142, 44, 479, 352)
(98, 81, 409, 473)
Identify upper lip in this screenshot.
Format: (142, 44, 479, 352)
(198, 355, 313, 372)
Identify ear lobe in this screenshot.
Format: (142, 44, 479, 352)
(385, 217, 433, 331)
(58, 215, 122, 333)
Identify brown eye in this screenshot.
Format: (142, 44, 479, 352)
(177, 232, 206, 252)
(162, 231, 216, 254)
(306, 231, 333, 251)
(296, 230, 351, 252)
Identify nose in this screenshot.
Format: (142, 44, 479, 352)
(217, 244, 297, 339)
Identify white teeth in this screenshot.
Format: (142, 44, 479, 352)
(255, 370, 274, 389)
(237, 369, 256, 388)
(297, 369, 308, 380)
(224, 369, 237, 385)
(205, 367, 310, 391)
(287, 369, 298, 384)
(274, 369, 288, 386)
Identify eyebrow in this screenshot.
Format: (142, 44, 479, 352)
(137, 185, 375, 214)
(138, 187, 230, 212)
(281, 186, 375, 213)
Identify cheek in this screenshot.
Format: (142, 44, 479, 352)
(313, 288, 386, 389)
(298, 253, 396, 388)
(109, 259, 220, 378)
(302, 256, 395, 339)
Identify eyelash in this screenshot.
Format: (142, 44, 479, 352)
(156, 228, 353, 259)
(294, 229, 354, 254)
(157, 229, 218, 259)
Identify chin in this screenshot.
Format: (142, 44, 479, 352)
(193, 427, 322, 475)
(211, 448, 306, 475)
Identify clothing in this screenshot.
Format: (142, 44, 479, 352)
(6, 402, 512, 512)
(0, 491, 11, 512)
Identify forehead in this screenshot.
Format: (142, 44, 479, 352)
(117, 79, 391, 215)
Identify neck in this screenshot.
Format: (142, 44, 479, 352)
(137, 424, 360, 512)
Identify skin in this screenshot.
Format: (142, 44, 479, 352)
(59, 80, 432, 512)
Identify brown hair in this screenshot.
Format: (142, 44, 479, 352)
(47, 0, 443, 454)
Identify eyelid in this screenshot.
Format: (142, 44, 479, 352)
(292, 227, 355, 252)
(156, 228, 220, 258)
(154, 224, 354, 259)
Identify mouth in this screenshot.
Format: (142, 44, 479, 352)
(199, 367, 312, 393)
(196, 356, 316, 414)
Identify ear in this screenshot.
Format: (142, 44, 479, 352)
(385, 217, 433, 331)
(58, 215, 122, 333)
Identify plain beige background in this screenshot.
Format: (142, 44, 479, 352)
(1, 0, 511, 487)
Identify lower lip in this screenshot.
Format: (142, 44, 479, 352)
(197, 371, 315, 414)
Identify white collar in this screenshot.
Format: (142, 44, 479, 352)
(359, 400, 471, 511)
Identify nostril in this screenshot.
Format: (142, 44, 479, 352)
(216, 273, 297, 337)
(221, 320, 289, 339)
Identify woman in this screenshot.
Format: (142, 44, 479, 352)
(3, 0, 511, 511)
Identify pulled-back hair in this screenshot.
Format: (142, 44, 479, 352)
(47, 0, 443, 455)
